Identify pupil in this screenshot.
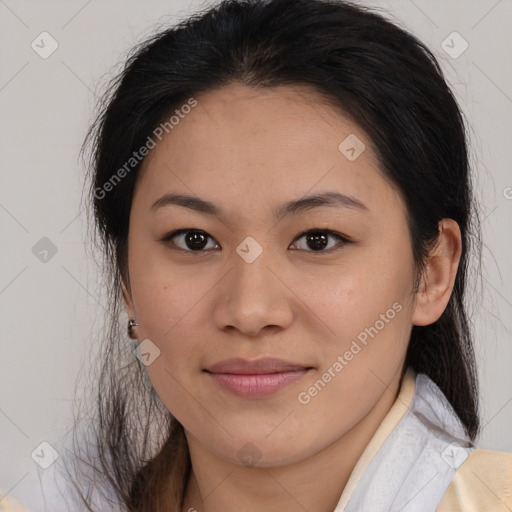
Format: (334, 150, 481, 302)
(186, 231, 207, 250)
(307, 232, 327, 251)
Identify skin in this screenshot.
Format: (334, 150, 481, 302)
(122, 83, 462, 512)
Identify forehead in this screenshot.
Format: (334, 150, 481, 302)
(134, 83, 403, 220)
(163, 82, 371, 158)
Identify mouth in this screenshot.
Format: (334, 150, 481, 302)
(203, 357, 314, 399)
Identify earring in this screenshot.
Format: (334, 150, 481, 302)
(128, 317, 138, 339)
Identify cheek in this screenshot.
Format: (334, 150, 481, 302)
(130, 272, 206, 423)
(293, 248, 411, 330)
(128, 271, 204, 398)
(129, 241, 200, 335)
(294, 246, 413, 375)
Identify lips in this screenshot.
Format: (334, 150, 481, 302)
(205, 357, 312, 375)
(204, 357, 313, 399)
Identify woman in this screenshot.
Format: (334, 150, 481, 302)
(3, 0, 510, 510)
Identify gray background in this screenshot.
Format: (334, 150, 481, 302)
(1, 0, 511, 510)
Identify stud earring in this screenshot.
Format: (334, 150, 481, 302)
(127, 317, 138, 339)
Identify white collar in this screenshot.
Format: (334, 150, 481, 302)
(335, 369, 474, 511)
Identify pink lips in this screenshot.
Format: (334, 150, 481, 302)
(204, 357, 313, 399)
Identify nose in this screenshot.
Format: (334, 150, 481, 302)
(212, 244, 294, 338)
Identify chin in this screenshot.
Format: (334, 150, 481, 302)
(208, 436, 314, 468)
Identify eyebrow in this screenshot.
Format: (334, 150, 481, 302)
(150, 190, 368, 222)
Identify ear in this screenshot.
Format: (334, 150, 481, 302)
(121, 279, 136, 319)
(411, 218, 462, 326)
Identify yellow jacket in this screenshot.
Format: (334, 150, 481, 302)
(0, 495, 26, 512)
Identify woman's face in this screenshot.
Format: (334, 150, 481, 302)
(124, 83, 419, 466)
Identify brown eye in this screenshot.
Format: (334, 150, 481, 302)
(161, 229, 219, 252)
(290, 229, 350, 252)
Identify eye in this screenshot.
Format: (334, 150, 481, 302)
(160, 229, 220, 252)
(159, 228, 351, 254)
(289, 229, 351, 253)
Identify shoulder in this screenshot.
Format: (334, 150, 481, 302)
(0, 493, 27, 512)
(437, 448, 512, 511)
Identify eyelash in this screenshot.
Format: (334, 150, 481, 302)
(159, 228, 352, 254)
